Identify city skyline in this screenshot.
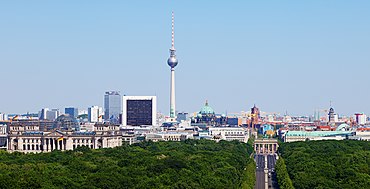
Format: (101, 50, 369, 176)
(1, 1, 369, 115)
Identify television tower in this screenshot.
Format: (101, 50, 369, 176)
(167, 11, 178, 119)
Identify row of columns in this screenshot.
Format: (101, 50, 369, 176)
(254, 143, 278, 154)
(44, 138, 67, 152)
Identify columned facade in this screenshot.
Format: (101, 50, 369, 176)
(254, 139, 279, 154)
(7, 123, 122, 153)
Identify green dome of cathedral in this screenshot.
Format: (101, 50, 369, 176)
(200, 100, 215, 114)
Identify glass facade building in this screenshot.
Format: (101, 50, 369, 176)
(65, 107, 78, 118)
(104, 91, 122, 123)
(126, 100, 152, 126)
(122, 96, 157, 126)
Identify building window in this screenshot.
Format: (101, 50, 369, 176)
(23, 144, 26, 150)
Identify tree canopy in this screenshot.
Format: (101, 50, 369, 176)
(279, 140, 370, 189)
(0, 139, 255, 189)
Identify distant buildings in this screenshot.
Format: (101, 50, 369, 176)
(122, 96, 157, 126)
(177, 112, 189, 123)
(193, 101, 217, 125)
(0, 124, 7, 149)
(88, 106, 103, 123)
(250, 105, 260, 129)
(328, 107, 339, 123)
(65, 107, 78, 118)
(0, 113, 8, 121)
(39, 108, 60, 121)
(7, 121, 122, 153)
(104, 91, 122, 123)
(39, 108, 49, 120)
(209, 127, 249, 143)
(354, 113, 367, 125)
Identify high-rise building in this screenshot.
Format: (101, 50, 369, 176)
(167, 12, 179, 121)
(39, 108, 59, 121)
(328, 107, 338, 123)
(88, 106, 103, 123)
(46, 109, 60, 121)
(104, 91, 122, 123)
(122, 96, 157, 126)
(65, 107, 79, 118)
(39, 108, 49, 120)
(354, 113, 367, 125)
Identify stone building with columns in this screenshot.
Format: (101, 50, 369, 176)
(254, 139, 278, 154)
(7, 120, 122, 153)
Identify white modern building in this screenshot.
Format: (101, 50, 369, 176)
(122, 96, 157, 126)
(88, 106, 103, 123)
(354, 113, 367, 125)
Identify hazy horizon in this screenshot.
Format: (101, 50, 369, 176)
(1, 1, 369, 116)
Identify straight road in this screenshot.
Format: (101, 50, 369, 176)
(255, 155, 265, 189)
(255, 154, 277, 189)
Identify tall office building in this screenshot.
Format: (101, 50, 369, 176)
(46, 109, 60, 121)
(122, 96, 157, 126)
(39, 108, 59, 121)
(354, 113, 367, 125)
(88, 106, 103, 123)
(39, 108, 49, 120)
(65, 107, 79, 118)
(167, 12, 179, 120)
(104, 91, 122, 123)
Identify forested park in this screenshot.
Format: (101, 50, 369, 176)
(278, 140, 370, 189)
(0, 139, 255, 189)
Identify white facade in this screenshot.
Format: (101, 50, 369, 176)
(0, 113, 8, 121)
(122, 96, 157, 126)
(88, 106, 103, 123)
(78, 110, 88, 115)
(146, 132, 193, 142)
(354, 114, 367, 125)
(209, 127, 249, 143)
(7, 123, 122, 153)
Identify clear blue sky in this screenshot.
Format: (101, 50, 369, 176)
(1, 1, 369, 116)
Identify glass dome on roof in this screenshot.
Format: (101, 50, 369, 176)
(53, 114, 80, 131)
